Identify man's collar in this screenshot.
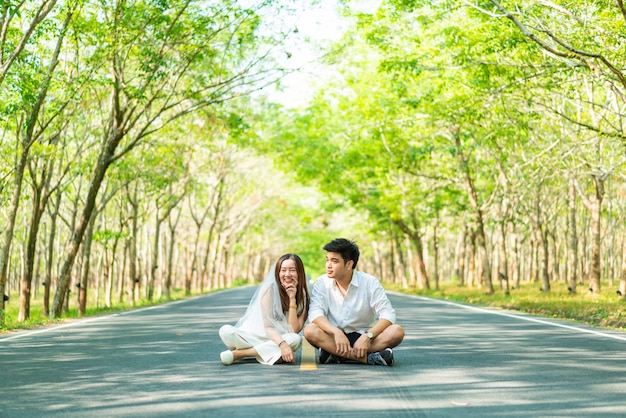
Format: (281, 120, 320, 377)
(347, 270, 359, 287)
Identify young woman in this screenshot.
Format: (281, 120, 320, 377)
(218, 253, 310, 365)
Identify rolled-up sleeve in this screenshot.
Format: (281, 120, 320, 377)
(370, 279, 396, 324)
(307, 276, 328, 323)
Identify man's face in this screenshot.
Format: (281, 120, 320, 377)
(325, 251, 351, 280)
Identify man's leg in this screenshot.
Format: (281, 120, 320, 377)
(368, 324, 405, 352)
(303, 323, 339, 355)
(303, 323, 354, 363)
(304, 324, 405, 365)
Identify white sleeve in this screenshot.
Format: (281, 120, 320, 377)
(370, 279, 396, 323)
(307, 276, 328, 323)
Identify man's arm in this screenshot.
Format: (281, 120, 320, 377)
(312, 316, 352, 356)
(351, 318, 392, 358)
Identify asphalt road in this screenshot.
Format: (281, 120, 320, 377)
(1, 287, 626, 417)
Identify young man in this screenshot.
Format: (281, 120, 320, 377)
(304, 238, 405, 366)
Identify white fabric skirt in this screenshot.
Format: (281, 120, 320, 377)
(219, 324, 302, 365)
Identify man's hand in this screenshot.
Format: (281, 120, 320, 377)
(333, 331, 351, 357)
(351, 333, 371, 359)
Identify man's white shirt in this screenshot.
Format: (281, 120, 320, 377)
(308, 270, 396, 333)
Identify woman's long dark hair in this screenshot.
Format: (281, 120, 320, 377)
(274, 253, 310, 319)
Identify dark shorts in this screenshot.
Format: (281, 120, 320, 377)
(311, 331, 362, 349)
(327, 331, 363, 364)
(344, 331, 362, 346)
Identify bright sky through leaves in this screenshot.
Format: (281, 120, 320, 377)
(266, 0, 382, 106)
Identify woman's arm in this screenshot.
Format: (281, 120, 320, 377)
(261, 286, 297, 363)
(260, 288, 286, 345)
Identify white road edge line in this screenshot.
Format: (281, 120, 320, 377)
(0, 296, 195, 342)
(5, 290, 626, 343)
(390, 292, 626, 342)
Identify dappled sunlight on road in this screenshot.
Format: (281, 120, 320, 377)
(2, 289, 626, 417)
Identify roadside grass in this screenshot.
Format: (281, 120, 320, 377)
(4, 278, 626, 333)
(0, 287, 206, 333)
(391, 280, 626, 331)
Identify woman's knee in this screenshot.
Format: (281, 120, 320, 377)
(219, 325, 237, 347)
(286, 333, 302, 350)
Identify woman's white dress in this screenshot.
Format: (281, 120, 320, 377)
(219, 272, 302, 365)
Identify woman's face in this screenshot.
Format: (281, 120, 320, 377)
(279, 258, 299, 291)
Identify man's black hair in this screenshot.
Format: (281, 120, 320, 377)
(323, 238, 360, 269)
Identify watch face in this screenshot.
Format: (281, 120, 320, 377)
(367, 332, 374, 339)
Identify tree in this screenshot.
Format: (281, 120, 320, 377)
(1, 3, 76, 323)
(50, 0, 295, 317)
(0, 0, 61, 85)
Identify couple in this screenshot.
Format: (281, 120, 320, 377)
(218, 238, 405, 366)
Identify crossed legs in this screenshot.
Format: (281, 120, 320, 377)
(219, 325, 301, 365)
(303, 323, 405, 363)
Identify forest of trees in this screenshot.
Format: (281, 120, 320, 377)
(1, 0, 625, 327)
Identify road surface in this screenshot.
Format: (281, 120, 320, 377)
(1, 287, 625, 417)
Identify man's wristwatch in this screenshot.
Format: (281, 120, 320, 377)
(366, 331, 374, 339)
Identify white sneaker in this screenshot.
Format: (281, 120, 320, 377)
(220, 350, 234, 365)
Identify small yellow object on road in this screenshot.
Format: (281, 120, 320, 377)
(299, 337, 317, 370)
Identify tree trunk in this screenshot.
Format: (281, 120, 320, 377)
(529, 194, 551, 292)
(496, 165, 510, 296)
(0, 130, 30, 325)
(117, 241, 127, 303)
(618, 239, 626, 300)
(467, 229, 477, 288)
(106, 237, 119, 307)
(588, 175, 604, 295)
(19, 186, 44, 322)
(44, 190, 63, 317)
(209, 231, 224, 290)
(165, 210, 182, 299)
(454, 131, 494, 294)
(21, 176, 56, 322)
(215, 235, 225, 289)
(539, 229, 551, 292)
(549, 230, 560, 283)
(127, 187, 139, 305)
(498, 221, 510, 296)
(51, 128, 122, 317)
(576, 175, 605, 295)
(148, 189, 184, 299)
(201, 175, 225, 290)
(394, 233, 408, 288)
(78, 212, 96, 315)
(455, 228, 467, 286)
(222, 242, 231, 287)
(148, 210, 161, 301)
(6, 7, 72, 324)
(388, 235, 396, 285)
(432, 219, 440, 291)
(511, 231, 521, 289)
(393, 219, 430, 289)
(405, 236, 417, 287)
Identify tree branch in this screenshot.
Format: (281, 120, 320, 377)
(486, 0, 626, 92)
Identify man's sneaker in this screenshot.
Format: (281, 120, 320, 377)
(367, 348, 394, 366)
(319, 348, 339, 364)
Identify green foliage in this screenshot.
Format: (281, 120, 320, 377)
(2, 0, 626, 329)
(0, 286, 208, 332)
(92, 229, 128, 246)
